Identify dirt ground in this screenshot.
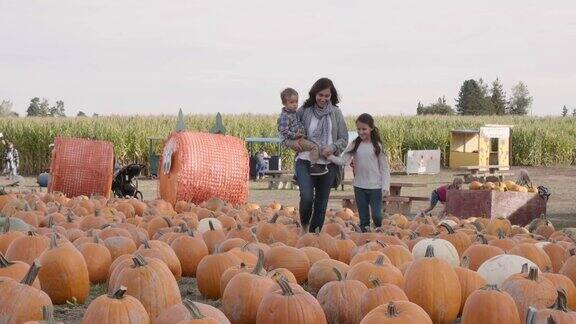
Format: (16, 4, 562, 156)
(6, 166, 576, 323)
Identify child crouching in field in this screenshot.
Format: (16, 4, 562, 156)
(328, 113, 390, 232)
(421, 177, 464, 215)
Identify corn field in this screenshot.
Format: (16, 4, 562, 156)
(0, 115, 574, 175)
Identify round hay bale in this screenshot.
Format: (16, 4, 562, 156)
(159, 132, 249, 206)
(48, 137, 114, 198)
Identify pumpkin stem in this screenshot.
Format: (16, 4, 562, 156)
(110, 286, 127, 299)
(178, 223, 188, 233)
(375, 240, 387, 248)
(49, 234, 58, 249)
(278, 277, 295, 296)
(66, 211, 74, 223)
(208, 220, 215, 231)
(21, 261, 41, 286)
(478, 234, 488, 245)
(41, 305, 55, 323)
(369, 276, 381, 288)
(252, 249, 265, 275)
(132, 254, 148, 267)
(481, 284, 501, 292)
(183, 299, 205, 319)
(549, 289, 568, 312)
(339, 231, 347, 240)
(424, 245, 435, 258)
(93, 236, 100, 244)
(386, 302, 400, 317)
(186, 229, 195, 237)
(162, 217, 173, 228)
(314, 227, 320, 236)
(2, 217, 10, 233)
(527, 267, 539, 281)
(521, 263, 529, 274)
(461, 256, 470, 269)
(375, 255, 386, 266)
(547, 315, 558, 324)
(269, 213, 280, 224)
(142, 240, 152, 249)
(440, 223, 455, 234)
(497, 228, 506, 239)
(332, 267, 343, 281)
(0, 253, 14, 268)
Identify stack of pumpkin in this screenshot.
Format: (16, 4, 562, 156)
(469, 180, 539, 193)
(0, 191, 575, 324)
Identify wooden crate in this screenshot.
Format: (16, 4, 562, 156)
(445, 189, 546, 226)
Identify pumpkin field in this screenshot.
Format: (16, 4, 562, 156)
(0, 164, 575, 323)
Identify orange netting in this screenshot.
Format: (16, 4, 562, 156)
(48, 137, 114, 198)
(158, 132, 249, 206)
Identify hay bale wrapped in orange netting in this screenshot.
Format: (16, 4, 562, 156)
(159, 131, 249, 206)
(48, 137, 114, 198)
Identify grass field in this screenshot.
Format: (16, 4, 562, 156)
(1, 115, 575, 175)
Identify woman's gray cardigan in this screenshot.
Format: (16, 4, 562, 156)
(283, 106, 349, 156)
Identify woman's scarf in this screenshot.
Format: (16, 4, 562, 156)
(310, 102, 334, 148)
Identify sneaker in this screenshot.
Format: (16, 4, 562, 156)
(310, 164, 328, 176)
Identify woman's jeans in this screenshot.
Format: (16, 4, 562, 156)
(295, 159, 337, 233)
(354, 186, 383, 232)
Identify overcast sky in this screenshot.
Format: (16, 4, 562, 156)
(1, 0, 575, 116)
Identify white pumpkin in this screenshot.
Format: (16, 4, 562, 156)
(477, 254, 539, 288)
(412, 238, 459, 267)
(197, 217, 223, 234)
(438, 219, 458, 228)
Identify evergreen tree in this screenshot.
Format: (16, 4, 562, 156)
(507, 82, 532, 115)
(573, 108, 576, 117)
(562, 105, 568, 117)
(491, 79, 507, 115)
(77, 111, 87, 117)
(456, 80, 485, 115)
(416, 101, 424, 115)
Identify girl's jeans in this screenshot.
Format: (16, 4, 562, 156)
(354, 186, 383, 232)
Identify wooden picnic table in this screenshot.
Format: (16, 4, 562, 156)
(330, 181, 428, 214)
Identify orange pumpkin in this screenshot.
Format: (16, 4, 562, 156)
(307, 258, 350, 295)
(170, 230, 209, 277)
(38, 235, 90, 304)
(347, 255, 404, 288)
(501, 267, 556, 322)
(196, 251, 241, 300)
(360, 277, 409, 318)
(317, 267, 368, 324)
(256, 278, 327, 324)
(77, 237, 112, 284)
(221, 250, 276, 324)
(264, 245, 310, 284)
(0, 261, 52, 323)
(404, 245, 461, 324)
(109, 255, 181, 320)
(360, 301, 432, 324)
(525, 289, 576, 324)
(81, 286, 150, 324)
(460, 284, 521, 324)
(5, 231, 50, 265)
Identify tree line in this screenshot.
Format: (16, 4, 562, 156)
(0, 98, 95, 117)
(418, 79, 543, 116)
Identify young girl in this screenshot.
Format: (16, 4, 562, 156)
(328, 113, 390, 232)
(421, 177, 464, 215)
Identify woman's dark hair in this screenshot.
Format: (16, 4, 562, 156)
(303, 78, 340, 108)
(350, 113, 383, 156)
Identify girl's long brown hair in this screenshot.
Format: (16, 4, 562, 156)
(349, 113, 383, 156)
